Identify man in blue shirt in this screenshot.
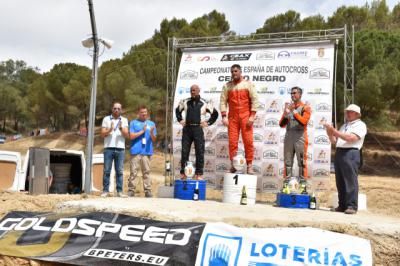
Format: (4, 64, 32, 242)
(129, 106, 157, 197)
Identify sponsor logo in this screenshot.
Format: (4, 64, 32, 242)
(265, 118, 279, 127)
(216, 145, 229, 159)
(315, 117, 329, 130)
(264, 132, 278, 145)
(253, 165, 262, 175)
(266, 100, 280, 113)
(263, 164, 276, 177)
(204, 147, 215, 156)
(277, 50, 308, 59)
(221, 53, 252, 61)
(316, 103, 332, 112)
(180, 70, 198, 80)
(204, 86, 222, 94)
(279, 87, 290, 95)
(310, 68, 330, 79)
(216, 163, 230, 172)
(313, 168, 330, 177)
(307, 88, 329, 95)
(256, 52, 275, 60)
(199, 233, 242, 266)
(177, 87, 190, 95)
(0, 217, 192, 246)
(254, 147, 262, 161)
(84, 249, 168, 265)
(263, 182, 278, 190)
(263, 150, 278, 160)
(197, 55, 218, 62)
(204, 160, 215, 173)
(205, 130, 213, 141)
(183, 54, 193, 63)
(257, 87, 275, 94)
(253, 115, 264, 129)
(253, 133, 263, 142)
(314, 150, 329, 164)
(314, 135, 330, 145)
(217, 132, 229, 141)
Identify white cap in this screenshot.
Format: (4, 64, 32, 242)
(345, 104, 361, 115)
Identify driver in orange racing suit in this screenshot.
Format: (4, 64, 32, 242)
(220, 64, 259, 174)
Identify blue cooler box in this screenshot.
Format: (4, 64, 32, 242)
(276, 193, 310, 208)
(174, 180, 206, 201)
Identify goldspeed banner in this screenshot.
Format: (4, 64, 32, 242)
(172, 43, 335, 192)
(0, 212, 372, 265)
(0, 211, 205, 265)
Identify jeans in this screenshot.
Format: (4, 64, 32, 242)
(103, 148, 125, 193)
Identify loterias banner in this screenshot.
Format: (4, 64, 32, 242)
(0, 211, 205, 265)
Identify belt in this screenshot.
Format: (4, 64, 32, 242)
(185, 123, 201, 127)
(105, 147, 125, 150)
(336, 147, 358, 151)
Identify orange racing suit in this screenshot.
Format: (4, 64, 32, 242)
(220, 78, 259, 164)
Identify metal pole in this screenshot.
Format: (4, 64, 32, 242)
(333, 39, 339, 128)
(84, 0, 99, 194)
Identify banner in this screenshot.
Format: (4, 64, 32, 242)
(195, 223, 372, 266)
(0, 211, 205, 265)
(0, 212, 372, 266)
(172, 43, 334, 192)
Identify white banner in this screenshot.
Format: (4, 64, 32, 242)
(173, 43, 334, 192)
(195, 223, 372, 266)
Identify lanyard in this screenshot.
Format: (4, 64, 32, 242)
(110, 116, 121, 131)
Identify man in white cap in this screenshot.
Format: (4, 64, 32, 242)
(323, 104, 367, 214)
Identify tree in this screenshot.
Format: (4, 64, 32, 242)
(256, 10, 301, 33)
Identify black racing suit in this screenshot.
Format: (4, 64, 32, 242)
(176, 96, 218, 175)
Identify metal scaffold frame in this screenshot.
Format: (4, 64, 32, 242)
(165, 26, 355, 177)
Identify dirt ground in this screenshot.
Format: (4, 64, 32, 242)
(0, 132, 399, 265)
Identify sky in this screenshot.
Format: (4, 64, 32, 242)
(0, 0, 398, 72)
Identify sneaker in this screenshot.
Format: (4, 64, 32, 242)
(117, 192, 128, 198)
(128, 191, 135, 197)
(100, 192, 108, 198)
(247, 165, 255, 175)
(344, 208, 357, 215)
(145, 191, 153, 198)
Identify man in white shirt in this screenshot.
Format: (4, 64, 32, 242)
(100, 102, 130, 197)
(323, 104, 367, 214)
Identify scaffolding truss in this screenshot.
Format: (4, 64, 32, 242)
(165, 26, 355, 173)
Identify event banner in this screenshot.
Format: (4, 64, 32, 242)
(195, 223, 372, 266)
(0, 211, 205, 265)
(0, 212, 372, 265)
(172, 43, 334, 192)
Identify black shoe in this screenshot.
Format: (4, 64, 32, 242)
(145, 191, 153, 198)
(331, 207, 345, 212)
(344, 208, 357, 214)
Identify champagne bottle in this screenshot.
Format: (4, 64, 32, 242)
(193, 181, 199, 201)
(309, 192, 317, 210)
(240, 185, 248, 205)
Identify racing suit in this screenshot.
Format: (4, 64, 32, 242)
(279, 101, 311, 179)
(220, 78, 259, 165)
(176, 96, 218, 175)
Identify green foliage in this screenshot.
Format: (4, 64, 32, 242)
(1, 4, 399, 135)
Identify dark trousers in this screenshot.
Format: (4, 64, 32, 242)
(334, 148, 360, 210)
(180, 126, 205, 175)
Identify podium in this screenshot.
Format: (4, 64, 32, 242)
(223, 173, 257, 205)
